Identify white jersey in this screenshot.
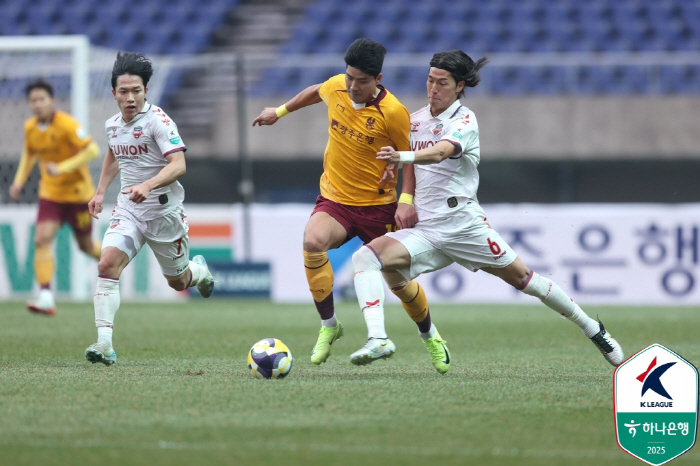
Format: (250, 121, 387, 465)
(410, 100, 481, 222)
(105, 103, 187, 221)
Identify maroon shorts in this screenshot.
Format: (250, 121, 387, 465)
(37, 199, 92, 235)
(312, 195, 397, 245)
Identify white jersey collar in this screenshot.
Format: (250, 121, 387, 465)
(121, 103, 152, 125)
(431, 100, 462, 121)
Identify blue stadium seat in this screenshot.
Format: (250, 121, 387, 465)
(659, 66, 700, 94)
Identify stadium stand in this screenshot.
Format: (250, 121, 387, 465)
(256, 0, 700, 95)
(0, 0, 238, 55)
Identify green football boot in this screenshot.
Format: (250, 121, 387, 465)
(310, 322, 344, 365)
(423, 329, 450, 374)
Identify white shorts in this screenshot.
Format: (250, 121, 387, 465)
(102, 204, 190, 277)
(385, 214, 517, 281)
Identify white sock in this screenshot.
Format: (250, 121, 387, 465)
(188, 261, 205, 287)
(363, 306, 387, 339)
(419, 323, 437, 340)
(94, 277, 120, 343)
(521, 271, 600, 338)
(321, 315, 337, 328)
(352, 246, 388, 340)
(97, 326, 113, 345)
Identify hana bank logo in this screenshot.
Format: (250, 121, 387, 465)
(638, 357, 676, 402)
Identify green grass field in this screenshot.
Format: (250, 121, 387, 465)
(1, 299, 699, 466)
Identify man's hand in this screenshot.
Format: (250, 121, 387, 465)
(121, 182, 151, 203)
(9, 184, 22, 201)
(46, 162, 60, 176)
(88, 193, 104, 219)
(377, 146, 400, 164)
(395, 203, 418, 230)
(379, 163, 397, 185)
(252, 107, 280, 126)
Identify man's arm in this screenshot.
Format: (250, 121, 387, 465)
(47, 141, 100, 176)
(252, 83, 323, 126)
(395, 164, 418, 230)
(376, 140, 460, 165)
(89, 148, 120, 218)
(121, 151, 186, 204)
(9, 147, 37, 200)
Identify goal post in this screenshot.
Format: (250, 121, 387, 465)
(0, 35, 90, 130)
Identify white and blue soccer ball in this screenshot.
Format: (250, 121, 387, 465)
(247, 338, 293, 379)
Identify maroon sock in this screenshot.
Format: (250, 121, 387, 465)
(416, 311, 432, 334)
(314, 293, 334, 320)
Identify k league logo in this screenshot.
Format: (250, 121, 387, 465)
(614, 344, 698, 465)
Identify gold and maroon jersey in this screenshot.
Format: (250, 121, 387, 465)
(24, 110, 95, 203)
(318, 74, 410, 206)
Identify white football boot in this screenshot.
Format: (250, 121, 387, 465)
(27, 289, 56, 316)
(350, 338, 396, 365)
(193, 255, 214, 298)
(589, 320, 624, 367)
(85, 341, 117, 366)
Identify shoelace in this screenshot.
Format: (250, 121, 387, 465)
(426, 339, 446, 359)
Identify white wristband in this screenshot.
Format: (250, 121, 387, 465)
(398, 151, 415, 163)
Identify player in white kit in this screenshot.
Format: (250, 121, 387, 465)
(84, 52, 214, 366)
(351, 50, 624, 373)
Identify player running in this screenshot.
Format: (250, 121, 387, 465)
(10, 80, 102, 316)
(352, 49, 624, 373)
(84, 52, 214, 366)
(252, 39, 412, 365)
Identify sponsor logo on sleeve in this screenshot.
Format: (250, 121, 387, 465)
(168, 129, 181, 145)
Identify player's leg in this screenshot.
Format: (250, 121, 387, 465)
(303, 210, 349, 364)
(349, 201, 402, 362)
(482, 255, 624, 366)
(375, 227, 453, 373)
(85, 216, 143, 366)
(153, 236, 213, 297)
(144, 207, 213, 296)
(349, 236, 409, 364)
(27, 200, 62, 315)
(70, 204, 101, 260)
(85, 245, 130, 366)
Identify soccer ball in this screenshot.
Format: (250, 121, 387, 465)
(247, 338, 293, 379)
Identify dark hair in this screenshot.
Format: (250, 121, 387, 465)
(111, 51, 154, 89)
(344, 38, 386, 78)
(430, 50, 488, 97)
(25, 79, 54, 98)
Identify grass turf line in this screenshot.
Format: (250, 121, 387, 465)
(1, 300, 699, 466)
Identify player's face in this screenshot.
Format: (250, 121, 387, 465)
(28, 89, 54, 122)
(427, 67, 465, 116)
(112, 74, 148, 123)
(345, 66, 381, 104)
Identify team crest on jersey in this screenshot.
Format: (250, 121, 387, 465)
(365, 117, 376, 130)
(432, 124, 443, 137)
(132, 126, 143, 139)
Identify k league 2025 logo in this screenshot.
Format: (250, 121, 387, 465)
(614, 344, 698, 465)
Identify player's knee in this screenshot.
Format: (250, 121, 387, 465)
(302, 234, 327, 253)
(168, 278, 188, 292)
(352, 246, 382, 273)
